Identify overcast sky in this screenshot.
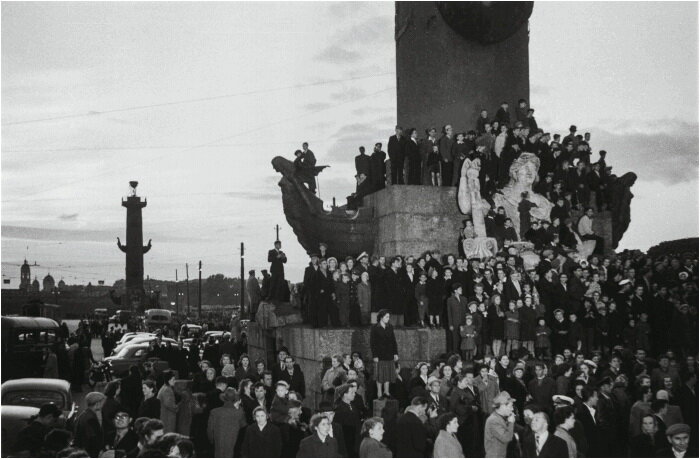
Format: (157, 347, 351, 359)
(2, 1, 698, 287)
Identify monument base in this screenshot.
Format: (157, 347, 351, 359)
(246, 321, 446, 408)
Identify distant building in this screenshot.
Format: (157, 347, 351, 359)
(43, 274, 55, 292)
(31, 277, 40, 293)
(20, 260, 31, 291)
(58, 279, 66, 291)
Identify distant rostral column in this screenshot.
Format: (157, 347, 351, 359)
(117, 181, 152, 312)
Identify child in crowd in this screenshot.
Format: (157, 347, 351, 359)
(336, 272, 350, 327)
(535, 317, 551, 360)
(427, 144, 441, 186)
(415, 272, 428, 328)
(504, 300, 520, 353)
(460, 314, 478, 361)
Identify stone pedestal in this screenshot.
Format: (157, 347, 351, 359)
(246, 322, 446, 409)
(367, 185, 466, 257)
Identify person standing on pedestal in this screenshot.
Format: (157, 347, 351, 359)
(370, 143, 387, 191)
(388, 126, 406, 185)
(355, 146, 371, 181)
(371, 310, 399, 399)
(268, 240, 287, 303)
(439, 125, 455, 187)
(447, 283, 468, 353)
(405, 128, 422, 185)
(246, 270, 262, 321)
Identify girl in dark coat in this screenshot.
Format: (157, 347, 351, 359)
(519, 298, 537, 354)
(370, 310, 399, 399)
(426, 268, 443, 327)
(488, 294, 505, 357)
(242, 407, 282, 458)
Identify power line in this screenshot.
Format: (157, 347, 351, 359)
(6, 85, 394, 202)
(2, 72, 394, 127)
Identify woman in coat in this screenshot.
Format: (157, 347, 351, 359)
(207, 388, 247, 458)
(487, 294, 505, 357)
(357, 272, 372, 325)
(433, 413, 464, 458)
(242, 406, 282, 458)
(158, 370, 179, 433)
(297, 413, 342, 458)
(359, 417, 392, 458)
(370, 309, 399, 399)
(236, 354, 256, 382)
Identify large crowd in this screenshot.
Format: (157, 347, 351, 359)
(9, 99, 699, 459)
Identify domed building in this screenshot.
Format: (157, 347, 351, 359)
(20, 260, 31, 291)
(31, 277, 40, 293)
(43, 273, 55, 292)
(58, 279, 66, 291)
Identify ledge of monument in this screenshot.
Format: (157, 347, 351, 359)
(254, 301, 303, 329)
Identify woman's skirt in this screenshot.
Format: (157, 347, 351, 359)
(375, 360, 396, 384)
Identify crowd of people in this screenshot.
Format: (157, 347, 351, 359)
(9, 99, 699, 459)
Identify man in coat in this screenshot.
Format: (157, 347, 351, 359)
(484, 391, 516, 458)
(246, 270, 262, 320)
(575, 387, 602, 457)
(74, 392, 106, 458)
(655, 423, 697, 458)
(446, 283, 468, 352)
(267, 240, 288, 302)
(370, 142, 387, 191)
(355, 146, 371, 180)
(524, 412, 569, 457)
(388, 126, 406, 185)
(396, 397, 429, 457)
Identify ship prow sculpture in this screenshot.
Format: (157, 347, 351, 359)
(272, 156, 375, 258)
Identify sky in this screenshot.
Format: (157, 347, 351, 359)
(2, 1, 698, 287)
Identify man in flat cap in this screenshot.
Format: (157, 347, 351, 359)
(656, 423, 696, 457)
(74, 392, 106, 457)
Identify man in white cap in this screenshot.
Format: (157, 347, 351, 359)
(484, 391, 515, 457)
(426, 375, 448, 415)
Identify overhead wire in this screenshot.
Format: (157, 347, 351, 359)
(2, 72, 394, 126)
(4, 85, 394, 202)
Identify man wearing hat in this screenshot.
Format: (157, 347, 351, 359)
(302, 253, 320, 325)
(447, 282, 468, 352)
(74, 391, 106, 457)
(484, 391, 516, 457)
(656, 423, 696, 457)
(208, 387, 247, 457)
(12, 403, 63, 456)
(596, 376, 618, 456)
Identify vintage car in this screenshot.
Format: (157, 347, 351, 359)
(111, 336, 177, 356)
(1, 378, 72, 414)
(104, 343, 169, 376)
(1, 405, 39, 455)
(117, 332, 156, 345)
(179, 323, 203, 340)
(1, 316, 60, 381)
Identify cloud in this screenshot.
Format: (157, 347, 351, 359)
(58, 213, 78, 221)
(593, 121, 698, 184)
(333, 16, 393, 45)
(223, 191, 280, 201)
(330, 86, 367, 102)
(303, 102, 333, 111)
(2, 225, 117, 242)
(314, 45, 362, 64)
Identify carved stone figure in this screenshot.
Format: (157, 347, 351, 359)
(458, 158, 498, 259)
(492, 153, 553, 238)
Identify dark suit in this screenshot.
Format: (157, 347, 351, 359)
(523, 432, 569, 458)
(281, 368, 306, 398)
(73, 409, 104, 458)
(388, 134, 406, 185)
(297, 432, 342, 458)
(503, 279, 523, 305)
(370, 149, 387, 190)
(576, 405, 601, 457)
(396, 411, 428, 457)
(268, 248, 287, 302)
(355, 153, 371, 178)
(405, 138, 422, 185)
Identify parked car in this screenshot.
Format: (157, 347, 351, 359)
(1, 378, 73, 414)
(1, 317, 60, 381)
(117, 332, 156, 346)
(179, 324, 202, 340)
(111, 336, 177, 356)
(104, 343, 169, 377)
(2, 405, 39, 456)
